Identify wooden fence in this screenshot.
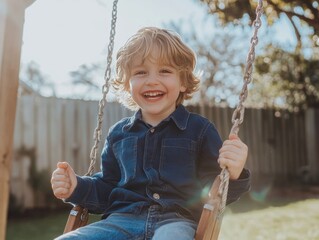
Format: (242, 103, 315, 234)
(10, 95, 318, 209)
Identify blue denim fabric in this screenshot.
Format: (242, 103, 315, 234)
(66, 105, 250, 222)
(55, 205, 197, 240)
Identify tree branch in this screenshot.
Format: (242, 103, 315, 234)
(266, 0, 319, 32)
(284, 12, 303, 50)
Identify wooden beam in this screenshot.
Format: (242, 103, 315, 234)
(0, 0, 36, 239)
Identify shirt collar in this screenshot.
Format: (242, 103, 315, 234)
(123, 110, 143, 131)
(123, 105, 190, 131)
(169, 105, 190, 130)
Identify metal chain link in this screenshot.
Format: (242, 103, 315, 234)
(85, 0, 119, 176)
(218, 0, 264, 218)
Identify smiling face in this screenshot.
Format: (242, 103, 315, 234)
(113, 27, 200, 113)
(129, 48, 186, 126)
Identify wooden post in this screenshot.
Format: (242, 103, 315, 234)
(0, 0, 36, 239)
(305, 108, 319, 183)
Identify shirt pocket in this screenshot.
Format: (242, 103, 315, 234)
(159, 138, 197, 186)
(112, 136, 138, 186)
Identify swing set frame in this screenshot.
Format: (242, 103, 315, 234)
(0, 1, 37, 239)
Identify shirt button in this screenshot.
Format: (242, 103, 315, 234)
(153, 193, 160, 200)
(150, 128, 155, 133)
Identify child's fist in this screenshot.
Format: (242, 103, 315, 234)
(51, 162, 77, 199)
(218, 134, 248, 180)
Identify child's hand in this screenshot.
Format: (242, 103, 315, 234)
(51, 162, 77, 199)
(218, 134, 248, 180)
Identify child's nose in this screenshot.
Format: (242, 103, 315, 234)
(145, 73, 159, 85)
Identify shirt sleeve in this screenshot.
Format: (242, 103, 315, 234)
(198, 122, 251, 205)
(197, 122, 223, 188)
(65, 135, 120, 213)
(227, 168, 251, 204)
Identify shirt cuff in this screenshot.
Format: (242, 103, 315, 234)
(227, 168, 251, 204)
(64, 175, 92, 205)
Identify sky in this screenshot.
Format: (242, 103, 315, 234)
(21, 0, 208, 97)
(21, 0, 296, 98)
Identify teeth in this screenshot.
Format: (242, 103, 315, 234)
(143, 91, 163, 97)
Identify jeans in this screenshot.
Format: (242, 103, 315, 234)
(55, 205, 197, 240)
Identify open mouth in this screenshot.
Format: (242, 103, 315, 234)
(143, 91, 165, 100)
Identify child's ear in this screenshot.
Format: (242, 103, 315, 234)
(180, 86, 186, 93)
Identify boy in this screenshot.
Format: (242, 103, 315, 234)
(51, 27, 250, 240)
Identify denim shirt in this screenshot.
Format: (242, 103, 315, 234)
(67, 105, 250, 222)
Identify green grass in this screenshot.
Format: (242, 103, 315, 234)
(6, 210, 101, 240)
(219, 199, 319, 240)
(7, 211, 67, 240)
(6, 199, 319, 240)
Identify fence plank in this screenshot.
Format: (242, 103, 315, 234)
(22, 96, 36, 149)
(63, 99, 76, 170)
(35, 97, 49, 172)
(306, 109, 319, 182)
(265, 109, 276, 175)
(75, 99, 90, 174)
(12, 95, 36, 208)
(48, 97, 63, 170)
(21, 95, 36, 208)
(245, 108, 258, 174)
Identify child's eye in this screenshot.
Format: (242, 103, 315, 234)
(134, 70, 147, 75)
(160, 69, 173, 74)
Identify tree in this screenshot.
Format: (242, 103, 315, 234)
(19, 61, 56, 96)
(195, 0, 319, 109)
(70, 63, 101, 89)
(69, 63, 104, 99)
(248, 45, 319, 110)
(198, 0, 319, 49)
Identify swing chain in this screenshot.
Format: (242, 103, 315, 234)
(218, 0, 264, 219)
(230, 0, 263, 136)
(86, 0, 119, 176)
(216, 167, 229, 218)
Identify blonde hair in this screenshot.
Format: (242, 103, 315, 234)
(112, 27, 200, 110)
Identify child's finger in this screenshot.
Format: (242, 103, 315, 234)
(52, 173, 71, 183)
(228, 133, 239, 141)
(219, 155, 242, 167)
(222, 140, 247, 152)
(53, 187, 70, 199)
(220, 147, 247, 159)
(218, 157, 229, 168)
(57, 161, 69, 169)
(52, 180, 71, 190)
(219, 151, 242, 161)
